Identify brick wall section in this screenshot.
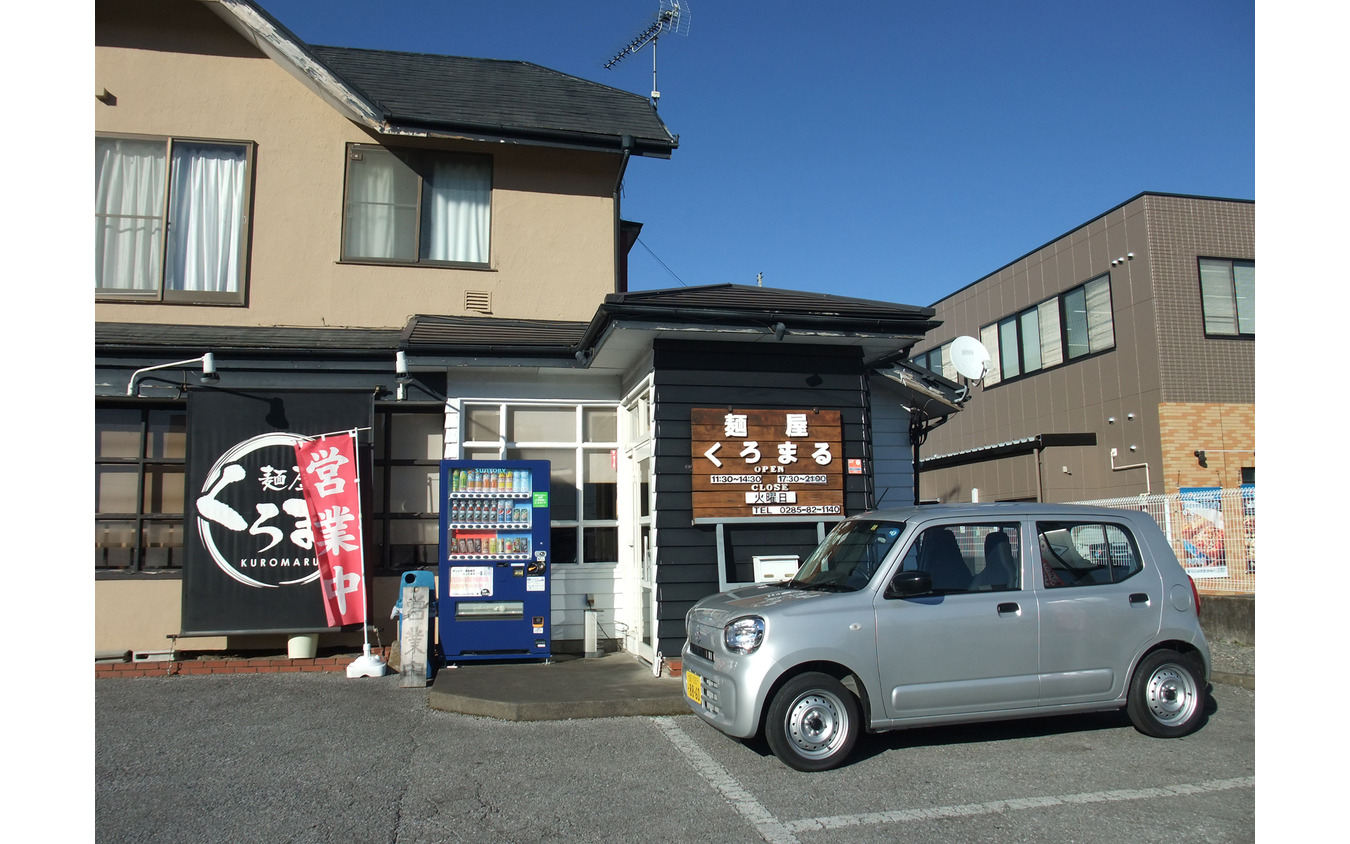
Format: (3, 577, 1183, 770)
(1158, 402, 1255, 492)
(95, 647, 392, 679)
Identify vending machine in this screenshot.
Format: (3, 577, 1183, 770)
(438, 460, 551, 661)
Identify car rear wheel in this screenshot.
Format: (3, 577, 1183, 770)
(1126, 649, 1206, 738)
(764, 672, 860, 771)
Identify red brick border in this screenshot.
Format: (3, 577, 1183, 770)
(96, 648, 392, 678)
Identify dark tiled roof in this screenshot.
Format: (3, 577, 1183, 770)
(600, 284, 938, 326)
(403, 315, 589, 355)
(308, 45, 677, 155)
(95, 323, 402, 354)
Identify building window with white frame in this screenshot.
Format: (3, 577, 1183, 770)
(342, 144, 491, 266)
(95, 135, 252, 304)
(460, 403, 619, 564)
(1198, 258, 1254, 337)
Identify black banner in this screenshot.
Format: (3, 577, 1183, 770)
(180, 390, 373, 636)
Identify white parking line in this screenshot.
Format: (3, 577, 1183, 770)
(653, 716, 801, 844)
(654, 716, 1254, 843)
(784, 776, 1256, 834)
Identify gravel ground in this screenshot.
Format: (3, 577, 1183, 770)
(1208, 639, 1255, 680)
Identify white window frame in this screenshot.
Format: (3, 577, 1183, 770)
(454, 400, 620, 564)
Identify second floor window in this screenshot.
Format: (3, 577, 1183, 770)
(984, 274, 1113, 384)
(1199, 258, 1254, 336)
(342, 145, 491, 266)
(95, 135, 251, 304)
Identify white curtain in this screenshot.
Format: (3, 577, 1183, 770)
(1085, 276, 1114, 353)
(94, 138, 166, 291)
(1037, 299, 1063, 368)
(344, 148, 419, 261)
(1232, 262, 1255, 334)
(345, 149, 489, 264)
(422, 157, 490, 264)
(164, 142, 246, 293)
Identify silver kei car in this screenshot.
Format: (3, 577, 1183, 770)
(681, 503, 1211, 771)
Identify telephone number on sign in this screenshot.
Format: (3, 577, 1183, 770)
(751, 505, 842, 515)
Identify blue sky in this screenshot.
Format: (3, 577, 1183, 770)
(259, 0, 1253, 307)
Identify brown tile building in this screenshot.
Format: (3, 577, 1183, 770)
(911, 193, 1254, 503)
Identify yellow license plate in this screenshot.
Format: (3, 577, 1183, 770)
(684, 669, 703, 703)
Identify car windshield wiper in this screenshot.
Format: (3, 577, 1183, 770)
(801, 581, 852, 592)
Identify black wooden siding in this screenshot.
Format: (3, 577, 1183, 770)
(650, 339, 874, 655)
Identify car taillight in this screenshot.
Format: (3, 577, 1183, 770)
(1188, 575, 1202, 617)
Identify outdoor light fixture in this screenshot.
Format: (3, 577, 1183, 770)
(395, 350, 409, 380)
(1194, 450, 1208, 467)
(126, 353, 218, 396)
(772, 322, 787, 341)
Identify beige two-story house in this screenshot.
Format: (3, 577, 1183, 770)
(96, 0, 957, 670)
(95, 0, 678, 656)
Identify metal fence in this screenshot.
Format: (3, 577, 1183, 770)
(1076, 488, 1255, 595)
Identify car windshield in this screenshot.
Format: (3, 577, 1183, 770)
(789, 519, 906, 592)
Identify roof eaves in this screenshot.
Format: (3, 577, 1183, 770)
(95, 323, 403, 356)
(209, 0, 390, 130)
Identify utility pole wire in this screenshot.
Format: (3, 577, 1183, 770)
(636, 237, 687, 286)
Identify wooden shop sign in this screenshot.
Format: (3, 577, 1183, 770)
(691, 408, 843, 521)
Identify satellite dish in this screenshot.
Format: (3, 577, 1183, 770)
(949, 335, 991, 382)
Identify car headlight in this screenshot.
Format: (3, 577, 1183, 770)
(724, 616, 765, 654)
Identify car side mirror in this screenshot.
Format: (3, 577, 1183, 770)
(886, 569, 933, 599)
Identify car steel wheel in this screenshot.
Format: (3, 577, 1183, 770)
(786, 690, 848, 758)
(765, 672, 861, 771)
(1144, 662, 1199, 726)
(1127, 649, 1206, 738)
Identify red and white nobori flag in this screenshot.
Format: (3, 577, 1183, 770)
(295, 433, 367, 627)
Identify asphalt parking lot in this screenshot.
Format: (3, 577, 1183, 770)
(94, 671, 1255, 843)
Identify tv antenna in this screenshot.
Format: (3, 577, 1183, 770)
(604, 0, 691, 105)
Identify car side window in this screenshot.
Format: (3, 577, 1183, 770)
(1036, 522, 1142, 588)
(899, 523, 1020, 594)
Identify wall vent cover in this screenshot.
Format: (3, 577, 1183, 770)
(465, 291, 492, 313)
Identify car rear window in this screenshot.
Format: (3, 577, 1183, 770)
(1036, 521, 1142, 588)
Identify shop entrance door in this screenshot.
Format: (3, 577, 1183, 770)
(627, 453, 656, 663)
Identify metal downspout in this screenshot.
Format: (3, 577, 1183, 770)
(613, 136, 634, 294)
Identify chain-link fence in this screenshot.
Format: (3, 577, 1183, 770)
(1076, 488, 1254, 595)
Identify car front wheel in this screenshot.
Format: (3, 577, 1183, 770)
(1126, 649, 1206, 738)
(764, 672, 861, 771)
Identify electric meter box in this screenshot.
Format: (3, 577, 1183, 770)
(438, 460, 551, 661)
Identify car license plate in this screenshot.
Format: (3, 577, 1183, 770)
(684, 669, 702, 703)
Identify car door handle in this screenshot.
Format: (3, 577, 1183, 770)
(997, 602, 1020, 616)
(1129, 593, 1150, 605)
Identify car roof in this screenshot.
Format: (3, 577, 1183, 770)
(861, 503, 1148, 523)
